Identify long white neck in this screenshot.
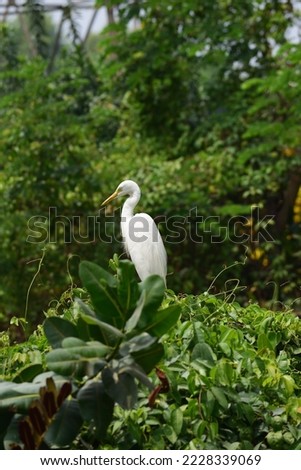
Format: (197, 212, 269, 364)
(121, 190, 141, 221)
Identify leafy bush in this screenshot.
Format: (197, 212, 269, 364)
(0, 258, 180, 449)
(103, 294, 301, 450)
(1, 1, 301, 325)
(0, 258, 300, 450)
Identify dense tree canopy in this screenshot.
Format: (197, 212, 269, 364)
(0, 0, 300, 326)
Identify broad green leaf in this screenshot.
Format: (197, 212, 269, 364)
(79, 261, 124, 328)
(76, 298, 124, 343)
(281, 375, 296, 397)
(267, 331, 281, 350)
(132, 341, 164, 374)
(3, 414, 23, 450)
(219, 342, 232, 357)
(80, 260, 116, 288)
(76, 315, 116, 346)
(77, 380, 114, 439)
(201, 390, 216, 419)
(102, 368, 137, 409)
(211, 386, 228, 410)
(140, 304, 181, 337)
(171, 408, 183, 435)
(0, 382, 41, 413)
(13, 364, 43, 384)
(80, 313, 124, 338)
(119, 360, 154, 390)
(120, 332, 156, 355)
(257, 333, 273, 350)
(44, 399, 83, 447)
(209, 421, 219, 440)
(212, 360, 234, 387)
(238, 403, 255, 425)
(148, 429, 165, 450)
(62, 337, 87, 348)
(191, 343, 217, 365)
(163, 424, 177, 444)
(116, 259, 139, 317)
(138, 275, 165, 320)
(46, 340, 109, 378)
(125, 290, 146, 333)
(44, 317, 78, 349)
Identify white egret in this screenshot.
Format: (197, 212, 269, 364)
(101, 180, 167, 285)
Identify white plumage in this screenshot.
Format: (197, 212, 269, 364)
(102, 180, 167, 285)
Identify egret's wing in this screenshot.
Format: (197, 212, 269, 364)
(124, 212, 167, 284)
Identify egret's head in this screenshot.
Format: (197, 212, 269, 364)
(101, 180, 140, 206)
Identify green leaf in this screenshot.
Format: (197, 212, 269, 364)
(0, 382, 42, 413)
(76, 298, 124, 341)
(80, 313, 124, 339)
(120, 360, 154, 390)
(163, 424, 177, 444)
(62, 337, 87, 348)
(77, 380, 114, 439)
(139, 275, 165, 319)
(191, 343, 217, 365)
(239, 403, 255, 425)
(102, 367, 138, 409)
(170, 408, 183, 435)
(281, 375, 296, 396)
(116, 259, 140, 316)
(132, 341, 164, 374)
(211, 386, 228, 410)
(44, 399, 83, 447)
(257, 333, 273, 350)
(148, 429, 165, 449)
(76, 315, 116, 346)
(3, 414, 23, 450)
(46, 339, 109, 378)
(79, 261, 125, 328)
(13, 364, 43, 384)
(125, 290, 146, 333)
(140, 304, 181, 337)
(219, 342, 232, 357)
(201, 390, 216, 419)
(212, 360, 234, 386)
(80, 260, 116, 288)
(44, 317, 78, 348)
(120, 332, 156, 355)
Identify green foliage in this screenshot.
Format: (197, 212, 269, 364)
(1, 1, 301, 335)
(0, 53, 107, 320)
(0, 259, 180, 449)
(0, 257, 300, 449)
(104, 293, 301, 450)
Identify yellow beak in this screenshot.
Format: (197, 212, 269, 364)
(101, 189, 119, 206)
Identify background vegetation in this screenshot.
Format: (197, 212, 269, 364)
(1, 0, 301, 326)
(1, 258, 301, 450)
(0, 0, 301, 450)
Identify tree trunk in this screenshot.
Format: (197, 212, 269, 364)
(106, 6, 115, 25)
(275, 169, 301, 233)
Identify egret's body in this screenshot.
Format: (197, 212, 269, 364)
(102, 180, 167, 284)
